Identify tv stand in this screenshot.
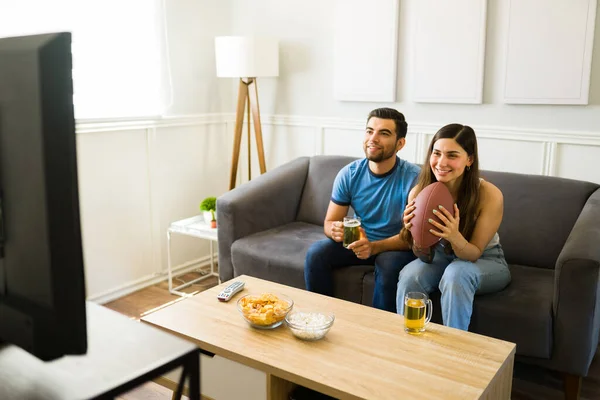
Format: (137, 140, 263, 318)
(0, 302, 200, 399)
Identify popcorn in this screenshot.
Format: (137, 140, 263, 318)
(286, 312, 333, 340)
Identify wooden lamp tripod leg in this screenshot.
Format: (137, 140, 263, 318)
(229, 78, 248, 190)
(247, 87, 251, 181)
(248, 78, 267, 174)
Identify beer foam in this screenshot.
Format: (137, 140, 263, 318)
(344, 221, 360, 228)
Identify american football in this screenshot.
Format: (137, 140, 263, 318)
(409, 182, 455, 249)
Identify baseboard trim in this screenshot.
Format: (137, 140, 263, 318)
(88, 257, 217, 304)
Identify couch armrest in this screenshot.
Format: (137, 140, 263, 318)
(216, 157, 310, 282)
(552, 188, 600, 375)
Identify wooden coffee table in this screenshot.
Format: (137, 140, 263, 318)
(142, 275, 515, 400)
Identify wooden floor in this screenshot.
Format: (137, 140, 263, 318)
(107, 271, 217, 400)
(104, 271, 600, 400)
(105, 272, 219, 320)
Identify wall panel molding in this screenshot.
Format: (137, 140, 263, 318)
(76, 114, 227, 134)
(77, 112, 600, 165)
(82, 113, 600, 145)
(260, 115, 600, 179)
(542, 142, 558, 176)
(261, 115, 600, 146)
(503, 0, 597, 104)
(412, 0, 487, 104)
(333, 0, 400, 102)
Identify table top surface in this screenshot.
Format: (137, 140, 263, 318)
(0, 302, 198, 400)
(168, 215, 217, 240)
(142, 275, 516, 400)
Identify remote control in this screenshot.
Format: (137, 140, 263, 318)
(217, 281, 245, 302)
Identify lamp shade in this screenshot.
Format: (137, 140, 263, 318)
(215, 36, 279, 78)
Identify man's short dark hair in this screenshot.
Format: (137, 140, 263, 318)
(367, 108, 408, 139)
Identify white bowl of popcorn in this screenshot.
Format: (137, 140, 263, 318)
(285, 311, 335, 341)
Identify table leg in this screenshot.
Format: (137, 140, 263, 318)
(209, 240, 215, 275)
(481, 352, 514, 400)
(172, 363, 188, 400)
(167, 231, 173, 293)
(267, 374, 296, 400)
(168, 230, 219, 296)
(187, 352, 201, 400)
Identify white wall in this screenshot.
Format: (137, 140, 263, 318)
(163, 0, 235, 115)
(224, 0, 600, 184)
(231, 0, 600, 133)
(79, 0, 600, 301)
(78, 117, 233, 301)
(78, 0, 236, 300)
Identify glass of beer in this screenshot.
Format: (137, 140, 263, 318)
(403, 292, 433, 334)
(343, 216, 361, 248)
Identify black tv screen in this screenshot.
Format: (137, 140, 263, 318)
(0, 32, 87, 361)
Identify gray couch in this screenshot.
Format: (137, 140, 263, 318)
(217, 155, 600, 397)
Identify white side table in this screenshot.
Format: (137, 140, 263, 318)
(167, 215, 219, 296)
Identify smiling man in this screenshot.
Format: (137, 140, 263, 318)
(304, 108, 420, 313)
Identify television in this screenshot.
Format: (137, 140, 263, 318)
(0, 32, 87, 361)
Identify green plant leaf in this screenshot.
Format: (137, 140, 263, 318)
(199, 196, 217, 212)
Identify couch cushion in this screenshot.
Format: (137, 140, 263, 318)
(333, 265, 375, 305)
(231, 222, 325, 289)
(482, 171, 599, 269)
(469, 264, 554, 358)
(232, 221, 375, 303)
(296, 155, 358, 226)
(361, 273, 375, 307)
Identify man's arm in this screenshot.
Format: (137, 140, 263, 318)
(324, 201, 349, 242)
(348, 186, 417, 259)
(371, 234, 411, 254)
(348, 232, 411, 259)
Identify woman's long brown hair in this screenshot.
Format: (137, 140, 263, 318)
(400, 124, 480, 253)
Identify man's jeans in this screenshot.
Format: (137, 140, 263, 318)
(396, 243, 511, 330)
(304, 239, 416, 313)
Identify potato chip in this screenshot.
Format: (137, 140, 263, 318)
(238, 293, 292, 326)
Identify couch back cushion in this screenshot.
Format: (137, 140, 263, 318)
(296, 155, 358, 226)
(295, 156, 600, 270)
(483, 170, 599, 269)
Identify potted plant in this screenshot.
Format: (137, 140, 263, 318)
(199, 196, 217, 228)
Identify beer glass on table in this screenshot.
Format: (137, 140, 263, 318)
(404, 292, 433, 334)
(343, 216, 361, 248)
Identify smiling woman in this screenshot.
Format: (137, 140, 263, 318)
(0, 0, 168, 120)
(397, 123, 510, 332)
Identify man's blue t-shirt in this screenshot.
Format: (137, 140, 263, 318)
(331, 157, 420, 242)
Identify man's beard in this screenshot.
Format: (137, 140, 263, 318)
(365, 147, 396, 163)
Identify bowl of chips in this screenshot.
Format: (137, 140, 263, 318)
(237, 293, 294, 329)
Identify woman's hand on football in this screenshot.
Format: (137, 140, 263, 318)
(403, 200, 416, 230)
(428, 203, 462, 245)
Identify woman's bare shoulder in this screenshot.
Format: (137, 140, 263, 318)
(479, 179, 503, 207)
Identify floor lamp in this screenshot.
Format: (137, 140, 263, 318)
(215, 36, 279, 190)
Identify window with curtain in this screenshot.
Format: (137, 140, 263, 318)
(0, 0, 167, 120)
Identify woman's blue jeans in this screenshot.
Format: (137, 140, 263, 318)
(305, 239, 416, 313)
(395, 243, 511, 330)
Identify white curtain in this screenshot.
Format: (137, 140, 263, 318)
(0, 0, 167, 119)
